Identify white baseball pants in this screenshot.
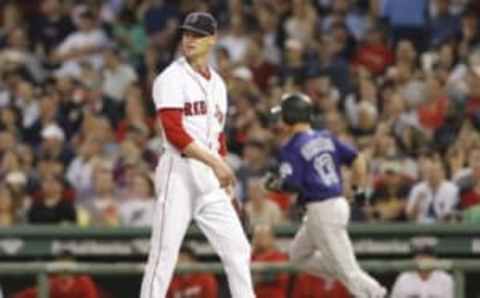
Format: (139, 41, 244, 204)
(289, 198, 386, 298)
(140, 152, 255, 298)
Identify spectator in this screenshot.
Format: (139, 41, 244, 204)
(218, 14, 251, 64)
(0, 184, 14, 226)
(5, 170, 30, 223)
(12, 251, 101, 298)
(406, 158, 459, 223)
(283, 0, 317, 46)
(0, 106, 21, 136)
(38, 124, 74, 166)
(78, 163, 120, 227)
(0, 27, 46, 83)
(142, 0, 179, 36)
(457, 11, 480, 59)
(115, 87, 153, 142)
(66, 136, 104, 200)
(251, 225, 289, 298)
(254, 4, 282, 65)
(167, 244, 218, 298)
(0, 149, 21, 178)
(454, 152, 480, 209)
(53, 9, 110, 78)
(29, 0, 74, 56)
(27, 175, 76, 224)
(382, 0, 429, 51)
(353, 26, 394, 76)
(303, 68, 341, 115)
(345, 78, 379, 128)
(391, 243, 454, 298)
(119, 171, 155, 227)
(13, 80, 40, 132)
(430, 0, 461, 48)
(368, 161, 412, 222)
(244, 40, 278, 91)
(137, 44, 169, 92)
(35, 158, 64, 185)
(279, 38, 306, 86)
(417, 75, 449, 134)
(291, 272, 350, 298)
(23, 91, 62, 147)
(312, 34, 353, 96)
(236, 138, 274, 201)
(101, 47, 138, 105)
(0, 2, 24, 41)
(323, 0, 369, 41)
(245, 178, 285, 229)
(112, 9, 148, 66)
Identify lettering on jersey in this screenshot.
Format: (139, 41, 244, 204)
(301, 137, 335, 160)
(184, 101, 207, 116)
(184, 102, 193, 116)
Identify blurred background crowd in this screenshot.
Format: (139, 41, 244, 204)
(1, 0, 480, 231)
(1, 0, 478, 297)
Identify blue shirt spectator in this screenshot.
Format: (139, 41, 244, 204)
(382, 0, 429, 27)
(430, 0, 461, 47)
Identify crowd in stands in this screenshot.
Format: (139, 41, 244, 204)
(1, 0, 473, 297)
(1, 0, 480, 229)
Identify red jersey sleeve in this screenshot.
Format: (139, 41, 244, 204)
(158, 109, 194, 151)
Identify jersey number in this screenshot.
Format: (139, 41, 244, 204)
(314, 154, 339, 186)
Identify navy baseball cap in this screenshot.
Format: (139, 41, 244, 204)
(180, 12, 217, 36)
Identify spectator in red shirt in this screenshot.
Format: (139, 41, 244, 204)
(459, 157, 480, 209)
(353, 26, 394, 76)
(291, 273, 350, 298)
(167, 244, 218, 298)
(417, 75, 449, 132)
(251, 224, 289, 298)
(12, 252, 101, 298)
(13, 275, 100, 298)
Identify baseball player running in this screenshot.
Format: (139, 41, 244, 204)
(140, 12, 255, 298)
(266, 93, 386, 297)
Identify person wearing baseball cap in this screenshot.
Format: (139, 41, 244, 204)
(180, 12, 218, 37)
(390, 243, 454, 298)
(179, 12, 218, 65)
(141, 11, 255, 298)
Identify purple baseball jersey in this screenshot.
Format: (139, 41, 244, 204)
(278, 129, 358, 204)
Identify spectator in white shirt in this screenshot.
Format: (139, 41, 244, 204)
(244, 178, 285, 230)
(407, 158, 459, 223)
(391, 244, 454, 298)
(217, 15, 251, 64)
(119, 171, 155, 227)
(102, 47, 138, 104)
(53, 9, 110, 78)
(66, 136, 104, 200)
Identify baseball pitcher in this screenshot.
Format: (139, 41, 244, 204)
(266, 93, 387, 297)
(140, 12, 255, 298)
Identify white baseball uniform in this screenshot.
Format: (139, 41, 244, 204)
(391, 270, 454, 298)
(140, 57, 255, 298)
(289, 198, 387, 298)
